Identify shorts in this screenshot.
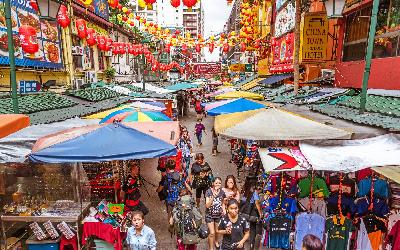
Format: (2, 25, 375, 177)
(195, 186, 208, 199)
(205, 216, 221, 224)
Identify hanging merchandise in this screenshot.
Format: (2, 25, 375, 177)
(325, 215, 353, 250)
(294, 213, 325, 250)
(170, 0, 180, 8)
(267, 213, 292, 249)
(209, 43, 215, 53)
(240, 42, 246, 52)
(29, 0, 38, 11)
(75, 19, 88, 39)
(57, 5, 70, 28)
(86, 28, 97, 46)
(19, 25, 39, 54)
(223, 43, 229, 53)
(165, 43, 171, 53)
(182, 44, 188, 54)
(195, 43, 201, 53)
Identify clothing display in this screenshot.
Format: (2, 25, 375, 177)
(267, 213, 292, 249)
(265, 196, 297, 214)
(354, 197, 390, 217)
(298, 197, 327, 218)
(357, 177, 389, 199)
(326, 215, 353, 250)
(386, 220, 400, 250)
(328, 175, 356, 197)
(357, 219, 373, 250)
(363, 215, 387, 250)
(298, 176, 330, 198)
(326, 194, 356, 216)
(294, 212, 325, 250)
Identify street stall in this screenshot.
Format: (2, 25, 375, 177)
(206, 98, 267, 116)
(0, 122, 178, 250)
(214, 90, 265, 100)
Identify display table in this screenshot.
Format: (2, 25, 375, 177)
(82, 222, 124, 250)
(0, 202, 90, 250)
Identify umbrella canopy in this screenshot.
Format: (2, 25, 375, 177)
(29, 123, 177, 163)
(202, 99, 236, 111)
(166, 83, 199, 91)
(124, 121, 180, 145)
(207, 98, 267, 116)
(100, 109, 171, 123)
(84, 106, 130, 119)
(205, 87, 236, 98)
(215, 90, 264, 100)
(215, 108, 352, 140)
(129, 101, 166, 111)
(0, 114, 30, 139)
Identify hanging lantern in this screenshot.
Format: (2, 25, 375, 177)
(145, 0, 156, 4)
(118, 42, 126, 54)
(182, 44, 188, 54)
(108, 0, 119, 8)
(254, 39, 261, 49)
(19, 25, 39, 54)
(75, 19, 87, 39)
(240, 42, 246, 52)
(182, 0, 197, 11)
(112, 42, 119, 55)
(208, 42, 215, 53)
(165, 43, 171, 53)
(195, 43, 201, 53)
(170, 0, 180, 8)
(97, 35, 107, 51)
(86, 28, 97, 46)
(56, 5, 70, 28)
(105, 37, 113, 51)
(128, 44, 135, 54)
(223, 43, 229, 53)
(29, 0, 39, 11)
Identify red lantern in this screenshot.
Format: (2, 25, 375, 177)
(175, 29, 181, 35)
(86, 28, 97, 46)
(195, 43, 201, 53)
(254, 39, 261, 49)
(29, 0, 38, 11)
(112, 42, 119, 55)
(223, 43, 229, 53)
(165, 43, 171, 53)
(105, 37, 113, 51)
(97, 35, 107, 51)
(208, 43, 215, 53)
(57, 5, 70, 28)
(182, 0, 197, 9)
(128, 44, 135, 54)
(19, 25, 39, 54)
(170, 0, 180, 8)
(75, 19, 87, 39)
(108, 0, 119, 8)
(182, 44, 188, 54)
(117, 4, 122, 10)
(240, 42, 246, 52)
(145, 0, 156, 4)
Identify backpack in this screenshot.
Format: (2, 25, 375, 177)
(164, 172, 181, 205)
(172, 195, 202, 245)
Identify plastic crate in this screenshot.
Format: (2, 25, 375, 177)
(26, 235, 60, 250)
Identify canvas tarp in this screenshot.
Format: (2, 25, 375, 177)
(0, 114, 30, 139)
(129, 82, 173, 94)
(372, 166, 400, 184)
(300, 134, 400, 173)
(259, 147, 312, 172)
(214, 108, 352, 140)
(0, 117, 99, 163)
(215, 91, 264, 101)
(124, 121, 180, 145)
(207, 98, 267, 116)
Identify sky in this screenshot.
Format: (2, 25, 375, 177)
(201, 0, 232, 62)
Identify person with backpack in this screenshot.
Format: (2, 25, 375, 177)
(170, 189, 204, 250)
(122, 161, 149, 215)
(189, 153, 213, 207)
(205, 177, 226, 250)
(217, 199, 250, 250)
(194, 119, 206, 146)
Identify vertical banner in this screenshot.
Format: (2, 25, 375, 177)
(300, 13, 328, 63)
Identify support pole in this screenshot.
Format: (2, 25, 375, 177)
(360, 0, 380, 113)
(5, 0, 19, 113)
(293, 0, 301, 95)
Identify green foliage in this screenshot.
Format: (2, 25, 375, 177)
(104, 67, 116, 80)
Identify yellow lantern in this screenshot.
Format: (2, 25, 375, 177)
(138, 0, 147, 8)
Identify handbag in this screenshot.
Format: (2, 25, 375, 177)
(240, 195, 259, 223)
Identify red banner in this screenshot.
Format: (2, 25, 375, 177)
(192, 63, 222, 75)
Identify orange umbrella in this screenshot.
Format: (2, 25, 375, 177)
(0, 114, 30, 139)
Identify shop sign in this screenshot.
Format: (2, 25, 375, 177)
(258, 58, 269, 75)
(274, 1, 295, 37)
(72, 18, 108, 36)
(19, 80, 39, 93)
(271, 33, 294, 65)
(82, 46, 92, 70)
(193, 63, 221, 74)
(245, 64, 253, 72)
(229, 63, 245, 72)
(74, 0, 109, 20)
(301, 14, 328, 63)
(108, 204, 124, 214)
(0, 0, 63, 69)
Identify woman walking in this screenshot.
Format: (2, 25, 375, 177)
(222, 175, 240, 214)
(189, 153, 213, 207)
(217, 199, 250, 249)
(211, 127, 219, 156)
(194, 119, 206, 146)
(205, 177, 226, 250)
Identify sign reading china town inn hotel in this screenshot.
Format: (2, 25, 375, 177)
(300, 13, 328, 63)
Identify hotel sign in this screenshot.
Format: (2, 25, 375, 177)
(301, 14, 328, 63)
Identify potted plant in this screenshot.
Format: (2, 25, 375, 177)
(104, 67, 116, 83)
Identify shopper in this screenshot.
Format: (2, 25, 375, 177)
(205, 177, 226, 250)
(302, 234, 323, 250)
(126, 211, 157, 250)
(211, 127, 219, 156)
(190, 153, 213, 207)
(222, 175, 240, 214)
(178, 128, 193, 178)
(122, 161, 148, 215)
(194, 119, 206, 146)
(217, 199, 250, 249)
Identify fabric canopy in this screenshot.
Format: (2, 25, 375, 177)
(129, 82, 173, 94)
(100, 109, 171, 123)
(259, 147, 312, 172)
(372, 166, 400, 184)
(300, 134, 400, 173)
(207, 98, 267, 116)
(165, 83, 199, 91)
(29, 123, 177, 163)
(0, 117, 99, 163)
(205, 88, 236, 98)
(202, 99, 236, 111)
(214, 108, 352, 140)
(0, 114, 30, 139)
(124, 121, 180, 145)
(128, 101, 166, 111)
(258, 73, 293, 85)
(84, 106, 130, 119)
(215, 91, 264, 100)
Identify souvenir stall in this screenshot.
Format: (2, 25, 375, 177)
(1, 123, 178, 250)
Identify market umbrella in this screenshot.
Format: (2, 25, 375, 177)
(28, 123, 177, 163)
(215, 108, 352, 140)
(202, 99, 237, 111)
(128, 101, 166, 111)
(124, 121, 180, 145)
(100, 109, 171, 124)
(204, 87, 236, 98)
(207, 98, 267, 116)
(214, 90, 264, 100)
(165, 83, 199, 91)
(0, 114, 30, 139)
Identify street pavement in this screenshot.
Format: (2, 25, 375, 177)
(138, 109, 242, 249)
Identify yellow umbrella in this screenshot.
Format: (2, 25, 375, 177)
(84, 105, 130, 119)
(215, 90, 264, 101)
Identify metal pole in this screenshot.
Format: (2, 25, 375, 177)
(293, 0, 301, 95)
(5, 0, 19, 113)
(360, 0, 380, 113)
(142, 53, 145, 91)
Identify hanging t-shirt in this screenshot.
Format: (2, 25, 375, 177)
(326, 215, 353, 250)
(294, 212, 325, 250)
(328, 175, 356, 197)
(298, 176, 330, 198)
(363, 215, 387, 250)
(218, 215, 250, 250)
(386, 220, 400, 250)
(265, 197, 297, 215)
(298, 197, 327, 218)
(354, 197, 390, 217)
(268, 213, 292, 249)
(357, 177, 389, 199)
(326, 194, 356, 216)
(205, 188, 225, 218)
(267, 173, 299, 196)
(356, 219, 373, 250)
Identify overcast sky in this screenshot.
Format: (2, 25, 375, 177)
(202, 0, 232, 62)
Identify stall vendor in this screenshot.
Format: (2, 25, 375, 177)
(122, 161, 149, 215)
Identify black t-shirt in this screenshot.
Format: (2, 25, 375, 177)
(205, 188, 226, 218)
(363, 215, 387, 233)
(191, 162, 211, 188)
(218, 215, 249, 250)
(328, 175, 356, 197)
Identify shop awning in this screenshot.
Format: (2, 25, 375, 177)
(0, 114, 30, 139)
(215, 91, 264, 101)
(214, 108, 352, 140)
(165, 83, 199, 91)
(240, 78, 266, 91)
(258, 147, 312, 172)
(29, 123, 177, 163)
(300, 134, 400, 173)
(258, 73, 293, 85)
(207, 98, 267, 116)
(372, 166, 400, 184)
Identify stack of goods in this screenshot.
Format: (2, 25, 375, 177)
(257, 168, 398, 250)
(29, 221, 74, 241)
(83, 162, 119, 202)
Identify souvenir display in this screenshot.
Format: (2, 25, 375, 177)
(57, 221, 75, 240)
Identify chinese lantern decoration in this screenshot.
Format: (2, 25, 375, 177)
(118, 42, 126, 54)
(145, 0, 156, 4)
(86, 28, 97, 46)
(97, 35, 107, 51)
(105, 37, 113, 51)
(75, 19, 87, 39)
(57, 5, 70, 28)
(182, 0, 197, 10)
(182, 44, 188, 54)
(108, 0, 119, 8)
(19, 25, 39, 54)
(240, 42, 246, 52)
(254, 39, 261, 49)
(223, 43, 229, 53)
(128, 44, 136, 54)
(112, 42, 119, 55)
(29, 0, 38, 11)
(170, 0, 180, 8)
(209, 43, 215, 53)
(165, 43, 171, 53)
(195, 43, 201, 53)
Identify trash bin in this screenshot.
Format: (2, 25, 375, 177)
(26, 235, 60, 250)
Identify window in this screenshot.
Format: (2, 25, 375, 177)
(99, 52, 105, 71)
(72, 35, 82, 70)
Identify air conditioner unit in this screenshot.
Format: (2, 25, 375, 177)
(74, 78, 85, 89)
(104, 51, 112, 57)
(85, 71, 97, 84)
(72, 46, 83, 56)
(321, 69, 335, 78)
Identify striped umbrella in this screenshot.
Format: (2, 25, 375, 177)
(100, 109, 171, 124)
